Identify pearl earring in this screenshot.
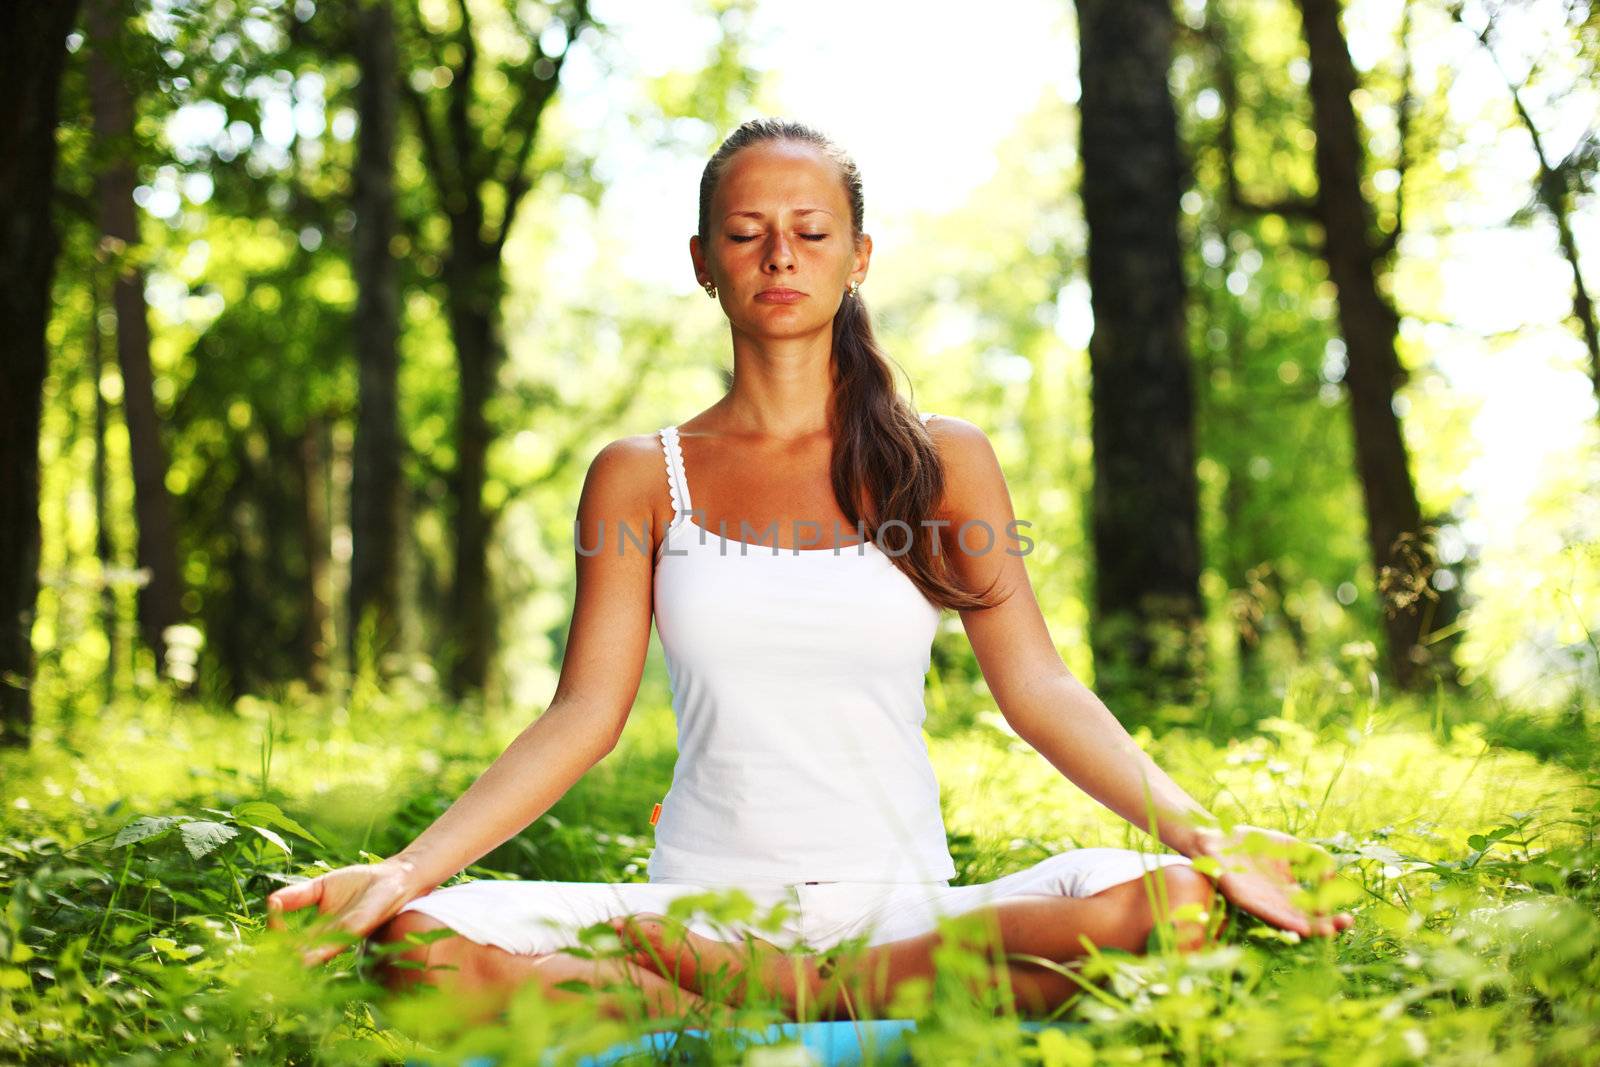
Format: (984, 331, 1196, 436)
(703, 282, 717, 298)
(848, 281, 861, 299)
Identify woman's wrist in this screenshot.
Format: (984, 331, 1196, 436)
(381, 854, 438, 901)
(1175, 821, 1229, 860)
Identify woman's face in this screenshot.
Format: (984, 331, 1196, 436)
(692, 140, 870, 340)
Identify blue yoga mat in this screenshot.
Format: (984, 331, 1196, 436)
(420, 1019, 1081, 1067)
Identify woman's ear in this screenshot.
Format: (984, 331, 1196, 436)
(689, 234, 711, 286)
(853, 232, 872, 279)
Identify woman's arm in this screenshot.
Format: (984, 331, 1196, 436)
(927, 417, 1213, 855)
(269, 435, 664, 957)
(927, 418, 1351, 937)
(386, 435, 664, 894)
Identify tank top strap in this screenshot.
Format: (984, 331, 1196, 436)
(921, 412, 937, 425)
(658, 425, 693, 523)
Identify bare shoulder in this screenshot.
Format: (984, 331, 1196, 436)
(589, 430, 668, 473)
(923, 414, 1001, 472)
(921, 414, 1009, 521)
(580, 430, 672, 519)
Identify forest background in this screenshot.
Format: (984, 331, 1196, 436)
(1, 0, 1599, 1062)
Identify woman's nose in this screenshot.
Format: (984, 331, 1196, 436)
(763, 232, 795, 272)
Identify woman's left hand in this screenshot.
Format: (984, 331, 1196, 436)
(1190, 824, 1354, 939)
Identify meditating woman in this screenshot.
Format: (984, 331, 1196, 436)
(266, 117, 1353, 1025)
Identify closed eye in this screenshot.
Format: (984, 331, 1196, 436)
(728, 234, 829, 243)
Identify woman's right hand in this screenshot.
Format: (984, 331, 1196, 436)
(266, 859, 425, 966)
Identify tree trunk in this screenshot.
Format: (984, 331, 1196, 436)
(349, 0, 404, 675)
(1076, 0, 1207, 712)
(1295, 0, 1459, 688)
(86, 0, 185, 673)
(0, 0, 82, 747)
(445, 240, 502, 697)
(400, 0, 594, 699)
(93, 271, 117, 705)
(300, 416, 331, 690)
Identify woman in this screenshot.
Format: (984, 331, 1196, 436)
(267, 118, 1353, 1025)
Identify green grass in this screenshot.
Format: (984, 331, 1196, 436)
(2, 670, 1597, 1065)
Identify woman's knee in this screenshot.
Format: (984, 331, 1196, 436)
(372, 910, 470, 990)
(1153, 865, 1220, 950)
(1092, 863, 1219, 953)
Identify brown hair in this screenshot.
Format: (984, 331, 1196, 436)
(697, 118, 1002, 611)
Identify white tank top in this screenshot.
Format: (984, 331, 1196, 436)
(646, 414, 957, 887)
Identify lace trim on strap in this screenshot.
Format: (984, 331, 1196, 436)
(658, 426, 693, 522)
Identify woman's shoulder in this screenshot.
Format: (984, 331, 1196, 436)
(919, 414, 1007, 518)
(581, 429, 676, 507)
(920, 412, 992, 454)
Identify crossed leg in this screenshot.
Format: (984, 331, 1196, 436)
(370, 910, 738, 1027)
(610, 864, 1223, 1020)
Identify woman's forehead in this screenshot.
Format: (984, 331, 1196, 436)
(716, 144, 845, 211)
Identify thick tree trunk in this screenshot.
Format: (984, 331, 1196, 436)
(445, 240, 503, 697)
(86, 0, 184, 673)
(1076, 0, 1207, 711)
(1296, 0, 1459, 688)
(0, 0, 82, 747)
(349, 0, 404, 674)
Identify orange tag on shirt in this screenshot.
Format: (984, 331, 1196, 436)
(649, 802, 662, 827)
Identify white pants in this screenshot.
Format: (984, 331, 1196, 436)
(396, 848, 1195, 958)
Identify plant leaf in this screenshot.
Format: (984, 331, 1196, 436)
(248, 825, 291, 855)
(233, 800, 323, 846)
(113, 816, 188, 848)
(178, 821, 238, 860)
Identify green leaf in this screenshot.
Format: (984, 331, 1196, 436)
(1467, 835, 1487, 851)
(248, 825, 291, 855)
(234, 801, 324, 846)
(114, 816, 188, 848)
(178, 821, 238, 860)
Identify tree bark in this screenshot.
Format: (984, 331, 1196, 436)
(93, 271, 117, 705)
(1295, 0, 1460, 688)
(1076, 0, 1207, 711)
(400, 0, 593, 697)
(86, 0, 185, 673)
(0, 0, 83, 747)
(300, 416, 331, 690)
(445, 242, 502, 697)
(349, 0, 404, 674)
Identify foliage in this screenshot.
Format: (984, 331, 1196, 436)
(2, 672, 1598, 1063)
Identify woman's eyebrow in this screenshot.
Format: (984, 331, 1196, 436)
(723, 208, 836, 220)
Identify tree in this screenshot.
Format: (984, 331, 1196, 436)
(1076, 0, 1208, 711)
(1452, 1, 1599, 418)
(1, 0, 85, 746)
(85, 0, 186, 674)
(398, 0, 596, 697)
(349, 0, 405, 672)
(1292, 0, 1460, 688)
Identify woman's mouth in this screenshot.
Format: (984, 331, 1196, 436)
(755, 288, 806, 304)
